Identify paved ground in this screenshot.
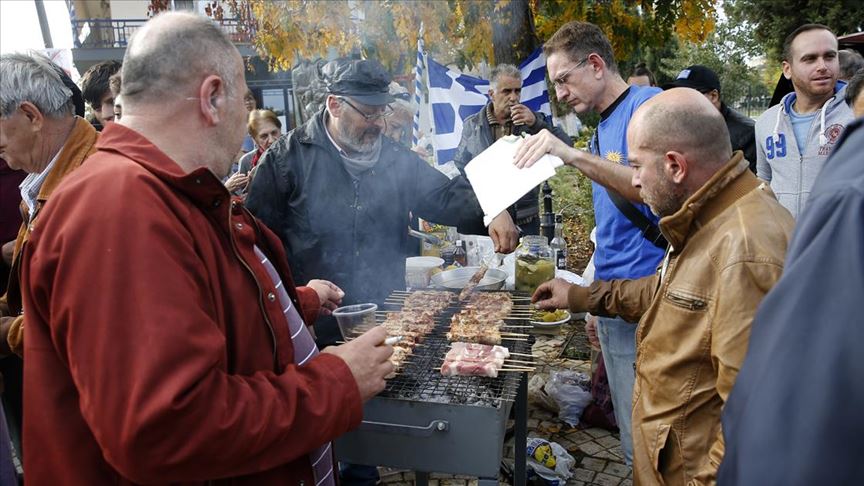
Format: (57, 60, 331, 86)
(378, 319, 631, 486)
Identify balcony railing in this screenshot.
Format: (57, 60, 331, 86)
(72, 18, 253, 49)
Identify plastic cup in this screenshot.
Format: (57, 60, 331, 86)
(332, 303, 378, 341)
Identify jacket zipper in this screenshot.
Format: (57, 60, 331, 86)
(665, 292, 707, 311)
(230, 203, 280, 369)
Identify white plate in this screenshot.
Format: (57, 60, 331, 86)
(530, 310, 571, 327)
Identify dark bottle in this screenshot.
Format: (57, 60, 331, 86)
(453, 240, 468, 267)
(550, 214, 568, 270)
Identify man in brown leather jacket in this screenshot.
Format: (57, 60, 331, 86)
(533, 88, 794, 485)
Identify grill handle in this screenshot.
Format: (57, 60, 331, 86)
(358, 419, 449, 437)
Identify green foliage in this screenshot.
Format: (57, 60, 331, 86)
(658, 7, 772, 116)
(726, 0, 863, 63)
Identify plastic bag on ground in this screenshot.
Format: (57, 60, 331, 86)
(543, 370, 592, 427)
(526, 437, 576, 484)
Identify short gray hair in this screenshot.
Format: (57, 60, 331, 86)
(121, 12, 241, 103)
(490, 64, 522, 90)
(0, 52, 73, 118)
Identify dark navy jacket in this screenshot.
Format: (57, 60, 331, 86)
(246, 110, 486, 345)
(719, 117, 864, 485)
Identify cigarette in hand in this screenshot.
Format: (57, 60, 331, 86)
(384, 336, 403, 345)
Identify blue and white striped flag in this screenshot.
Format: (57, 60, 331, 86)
(425, 47, 553, 164)
(427, 58, 489, 164)
(519, 48, 552, 117)
(411, 27, 425, 149)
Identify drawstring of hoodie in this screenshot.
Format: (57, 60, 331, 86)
(773, 92, 834, 146)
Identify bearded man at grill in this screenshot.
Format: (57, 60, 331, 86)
(246, 58, 519, 349)
(532, 88, 794, 485)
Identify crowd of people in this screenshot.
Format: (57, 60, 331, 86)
(0, 10, 862, 486)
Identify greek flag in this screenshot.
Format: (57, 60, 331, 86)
(411, 27, 425, 148)
(425, 48, 553, 164)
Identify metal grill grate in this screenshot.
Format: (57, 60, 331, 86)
(377, 290, 535, 408)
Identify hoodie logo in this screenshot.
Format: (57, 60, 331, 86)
(819, 124, 845, 156)
(765, 134, 787, 160)
(824, 124, 844, 144)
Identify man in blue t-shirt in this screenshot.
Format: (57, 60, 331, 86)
(514, 21, 665, 465)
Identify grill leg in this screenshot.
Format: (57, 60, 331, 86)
(514, 373, 528, 486)
(415, 471, 429, 486)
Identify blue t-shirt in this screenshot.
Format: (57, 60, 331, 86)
(788, 108, 816, 155)
(590, 85, 666, 281)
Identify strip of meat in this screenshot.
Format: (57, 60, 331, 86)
(448, 342, 510, 360)
(440, 359, 499, 378)
(458, 265, 488, 301)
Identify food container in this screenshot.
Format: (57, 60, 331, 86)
(332, 303, 378, 341)
(405, 256, 445, 289)
(430, 266, 507, 291)
(515, 235, 555, 294)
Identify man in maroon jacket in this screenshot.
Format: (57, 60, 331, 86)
(21, 12, 393, 485)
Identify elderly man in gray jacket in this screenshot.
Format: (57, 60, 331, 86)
(453, 64, 571, 235)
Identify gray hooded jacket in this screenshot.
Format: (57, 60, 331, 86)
(755, 82, 853, 218)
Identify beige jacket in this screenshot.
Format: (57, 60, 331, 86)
(569, 153, 794, 485)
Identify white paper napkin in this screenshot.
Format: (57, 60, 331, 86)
(464, 135, 564, 225)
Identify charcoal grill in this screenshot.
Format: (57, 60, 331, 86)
(334, 290, 534, 486)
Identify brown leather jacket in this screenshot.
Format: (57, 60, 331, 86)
(568, 153, 794, 485)
(0, 117, 98, 356)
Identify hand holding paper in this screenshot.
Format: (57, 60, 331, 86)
(464, 135, 564, 226)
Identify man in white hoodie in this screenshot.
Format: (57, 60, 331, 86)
(755, 24, 854, 218)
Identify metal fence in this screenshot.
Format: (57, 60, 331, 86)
(72, 18, 253, 49)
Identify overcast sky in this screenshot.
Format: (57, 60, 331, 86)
(1, 0, 74, 54)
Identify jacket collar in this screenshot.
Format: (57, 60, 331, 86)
(96, 123, 229, 208)
(37, 117, 98, 203)
(294, 109, 400, 172)
(660, 152, 757, 250)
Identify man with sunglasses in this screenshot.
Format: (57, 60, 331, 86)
(246, 58, 518, 344)
(513, 21, 666, 466)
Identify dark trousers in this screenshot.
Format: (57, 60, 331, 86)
(339, 463, 379, 486)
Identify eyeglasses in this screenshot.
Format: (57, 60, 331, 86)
(339, 97, 394, 121)
(552, 57, 591, 88)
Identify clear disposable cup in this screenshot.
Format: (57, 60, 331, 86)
(332, 303, 378, 341)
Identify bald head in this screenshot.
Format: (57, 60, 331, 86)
(121, 12, 241, 104)
(627, 89, 736, 217)
(630, 88, 732, 169)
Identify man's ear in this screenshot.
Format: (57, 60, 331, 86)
(781, 61, 792, 80)
(325, 95, 342, 118)
(199, 75, 224, 125)
(664, 150, 688, 184)
(18, 102, 45, 132)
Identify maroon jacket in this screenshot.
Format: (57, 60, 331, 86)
(22, 124, 363, 484)
(0, 158, 26, 295)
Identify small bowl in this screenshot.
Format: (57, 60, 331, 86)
(530, 310, 571, 327)
(332, 303, 378, 341)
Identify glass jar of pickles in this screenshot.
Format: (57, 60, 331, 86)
(515, 235, 556, 294)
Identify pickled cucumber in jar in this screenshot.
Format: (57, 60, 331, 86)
(515, 254, 556, 293)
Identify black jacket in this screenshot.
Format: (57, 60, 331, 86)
(246, 110, 486, 345)
(722, 103, 757, 173)
(453, 103, 571, 223)
(719, 118, 864, 485)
